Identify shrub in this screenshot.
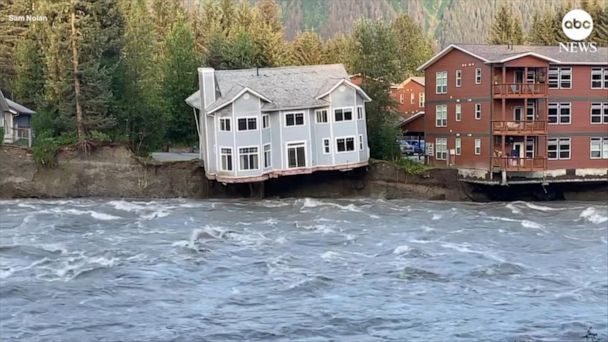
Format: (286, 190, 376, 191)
(0, 127, 4, 144)
(32, 132, 77, 167)
(88, 130, 111, 143)
(393, 158, 432, 175)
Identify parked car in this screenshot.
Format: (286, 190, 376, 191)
(398, 140, 415, 155)
(406, 140, 425, 154)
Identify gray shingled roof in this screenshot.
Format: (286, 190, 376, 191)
(0, 90, 35, 115)
(0, 90, 9, 113)
(187, 64, 367, 113)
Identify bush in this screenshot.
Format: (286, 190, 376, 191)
(0, 127, 4, 144)
(88, 130, 111, 143)
(393, 158, 432, 175)
(32, 132, 77, 167)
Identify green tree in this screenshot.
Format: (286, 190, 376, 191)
(289, 31, 324, 65)
(222, 29, 258, 69)
(390, 14, 434, 78)
(14, 24, 46, 108)
(527, 10, 558, 45)
(322, 34, 352, 67)
(488, 4, 524, 45)
(0, 0, 34, 95)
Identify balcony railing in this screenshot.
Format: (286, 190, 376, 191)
(491, 156, 547, 172)
(491, 120, 547, 135)
(493, 83, 546, 97)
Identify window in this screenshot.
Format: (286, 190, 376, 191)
(526, 138, 535, 158)
(285, 112, 304, 126)
(239, 147, 259, 170)
(359, 135, 364, 150)
(548, 102, 571, 124)
(474, 139, 481, 155)
(263, 144, 271, 168)
(336, 137, 355, 152)
(410, 93, 415, 104)
(548, 67, 572, 89)
(334, 108, 353, 122)
(435, 138, 447, 160)
(526, 100, 536, 121)
(238, 117, 257, 131)
(456, 69, 462, 87)
(315, 109, 328, 123)
(591, 103, 608, 124)
(591, 68, 608, 89)
(219, 118, 231, 131)
(436, 71, 447, 94)
(262, 114, 270, 129)
(323, 138, 330, 154)
(419, 93, 425, 107)
(220, 148, 232, 171)
(548, 138, 571, 160)
(287, 142, 306, 168)
(435, 104, 447, 127)
(475, 103, 481, 120)
(475, 68, 481, 84)
(400, 94, 404, 104)
(455, 104, 462, 121)
(455, 138, 461, 155)
(357, 106, 364, 120)
(590, 137, 608, 159)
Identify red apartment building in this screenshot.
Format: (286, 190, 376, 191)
(419, 44, 608, 185)
(391, 76, 425, 117)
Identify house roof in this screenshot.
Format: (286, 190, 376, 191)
(391, 76, 425, 89)
(0, 90, 35, 115)
(418, 44, 608, 70)
(0, 90, 9, 113)
(187, 64, 371, 113)
(396, 111, 425, 127)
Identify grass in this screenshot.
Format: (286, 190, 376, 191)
(392, 157, 432, 175)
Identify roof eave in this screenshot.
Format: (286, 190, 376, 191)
(417, 44, 489, 71)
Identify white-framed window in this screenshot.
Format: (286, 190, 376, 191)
(590, 137, 608, 159)
(399, 94, 404, 104)
(357, 106, 364, 120)
(435, 138, 447, 160)
(419, 93, 425, 107)
(263, 144, 271, 168)
(436, 71, 447, 94)
(455, 104, 462, 121)
(548, 102, 571, 124)
(591, 103, 608, 124)
(336, 136, 355, 152)
(410, 92, 415, 104)
(591, 68, 604, 89)
(455, 137, 461, 155)
(475, 68, 481, 84)
(323, 138, 330, 154)
(219, 118, 231, 131)
(287, 142, 306, 168)
(474, 138, 481, 155)
(315, 109, 328, 123)
(359, 135, 364, 150)
(455, 69, 462, 87)
(475, 103, 481, 120)
(526, 137, 535, 158)
(238, 146, 259, 170)
(548, 138, 571, 160)
(220, 147, 233, 171)
(435, 104, 447, 127)
(237, 117, 257, 131)
(548, 67, 572, 89)
(262, 114, 269, 129)
(285, 112, 305, 126)
(334, 107, 353, 122)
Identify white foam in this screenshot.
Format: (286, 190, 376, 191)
(579, 207, 608, 224)
(519, 201, 558, 212)
(321, 251, 342, 261)
(441, 242, 505, 262)
(431, 213, 442, 220)
(393, 245, 411, 255)
(261, 218, 278, 225)
(141, 211, 170, 220)
(59, 209, 120, 220)
(505, 203, 522, 215)
(108, 200, 147, 212)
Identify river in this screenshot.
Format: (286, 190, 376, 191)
(0, 198, 606, 341)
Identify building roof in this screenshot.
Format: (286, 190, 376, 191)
(0, 90, 9, 113)
(0, 90, 35, 115)
(418, 44, 608, 70)
(187, 64, 371, 113)
(391, 76, 425, 89)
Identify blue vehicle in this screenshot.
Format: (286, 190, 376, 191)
(406, 140, 425, 154)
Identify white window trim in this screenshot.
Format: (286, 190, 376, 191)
(334, 106, 355, 122)
(359, 134, 364, 151)
(475, 103, 481, 120)
(455, 138, 461, 155)
(435, 104, 447, 127)
(590, 68, 604, 89)
(590, 103, 608, 125)
(263, 143, 271, 168)
(322, 138, 331, 154)
(474, 138, 481, 155)
(455, 104, 462, 122)
(475, 68, 481, 84)
(410, 92, 415, 104)
(589, 137, 608, 159)
(548, 137, 571, 160)
(284, 111, 306, 127)
(219, 117, 231, 132)
(549, 67, 572, 89)
(219, 146, 233, 171)
(237, 145, 260, 171)
(335, 135, 356, 153)
(285, 140, 307, 168)
(237, 116, 258, 131)
(315, 108, 329, 124)
(435, 138, 447, 160)
(455, 69, 462, 87)
(436, 71, 447, 94)
(356, 105, 364, 120)
(262, 114, 270, 129)
(419, 93, 425, 107)
(548, 102, 572, 125)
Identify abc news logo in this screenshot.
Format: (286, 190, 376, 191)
(560, 9, 597, 52)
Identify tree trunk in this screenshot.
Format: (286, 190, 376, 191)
(70, 5, 85, 144)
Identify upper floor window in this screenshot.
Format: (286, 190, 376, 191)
(548, 102, 571, 124)
(399, 94, 404, 104)
(435, 104, 447, 127)
(455, 69, 462, 87)
(219, 118, 231, 131)
(590, 137, 608, 159)
(334, 108, 353, 122)
(262, 114, 270, 129)
(357, 106, 364, 120)
(548, 67, 572, 89)
(436, 71, 447, 94)
(455, 104, 462, 121)
(238, 117, 257, 131)
(410, 92, 415, 104)
(591, 103, 608, 124)
(315, 109, 328, 123)
(548, 138, 571, 160)
(475, 68, 481, 84)
(435, 138, 447, 160)
(475, 103, 481, 120)
(591, 68, 608, 89)
(285, 112, 304, 126)
(419, 93, 425, 107)
(359, 135, 364, 150)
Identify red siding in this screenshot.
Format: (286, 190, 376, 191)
(391, 80, 425, 117)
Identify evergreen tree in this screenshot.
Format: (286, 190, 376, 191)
(596, 5, 608, 46)
(322, 34, 352, 68)
(250, 0, 287, 66)
(390, 14, 434, 78)
(582, 0, 607, 44)
(528, 10, 558, 45)
(161, 20, 201, 145)
(0, 0, 34, 95)
(14, 25, 46, 109)
(488, 4, 524, 45)
(289, 31, 324, 66)
(222, 29, 258, 69)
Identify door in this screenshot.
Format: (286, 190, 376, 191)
(514, 107, 523, 121)
(287, 142, 306, 168)
(512, 142, 525, 166)
(514, 70, 524, 83)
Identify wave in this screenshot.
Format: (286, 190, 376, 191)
(392, 245, 430, 258)
(520, 220, 548, 233)
(505, 203, 523, 215)
(441, 242, 505, 262)
(470, 262, 526, 278)
(57, 208, 120, 221)
(579, 207, 608, 224)
(108, 200, 147, 212)
(400, 266, 446, 282)
(320, 251, 342, 261)
(515, 201, 559, 212)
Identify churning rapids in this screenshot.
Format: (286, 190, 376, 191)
(0, 198, 606, 341)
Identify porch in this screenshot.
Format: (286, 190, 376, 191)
(491, 156, 547, 172)
(491, 120, 547, 136)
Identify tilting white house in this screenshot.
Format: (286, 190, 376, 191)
(0, 90, 35, 146)
(185, 64, 372, 183)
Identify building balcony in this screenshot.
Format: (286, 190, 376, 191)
(493, 83, 547, 98)
(491, 156, 547, 172)
(491, 120, 547, 136)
